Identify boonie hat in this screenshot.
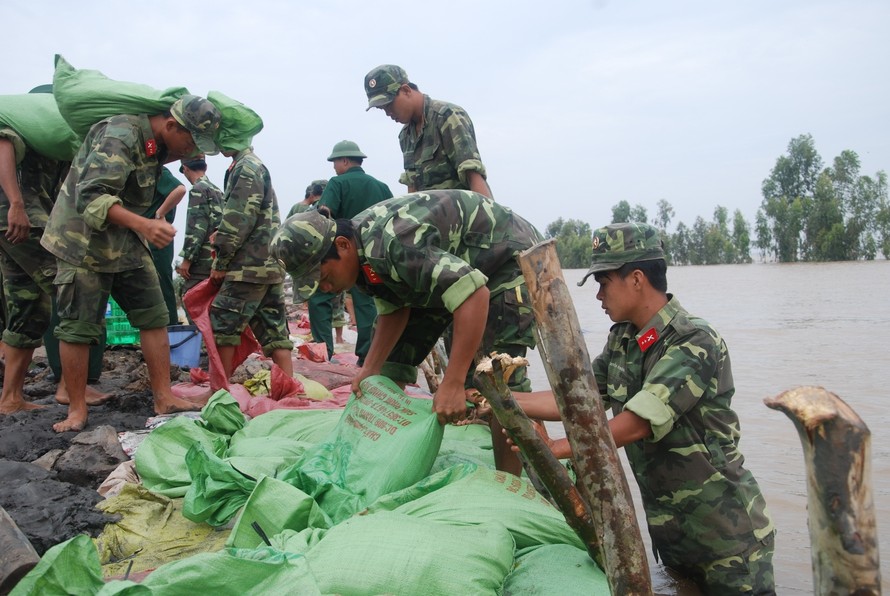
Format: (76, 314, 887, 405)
(271, 211, 337, 301)
(170, 95, 221, 156)
(179, 155, 206, 173)
(327, 140, 367, 161)
(577, 222, 665, 287)
(364, 65, 409, 110)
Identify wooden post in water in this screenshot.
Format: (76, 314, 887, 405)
(764, 386, 881, 595)
(516, 239, 652, 595)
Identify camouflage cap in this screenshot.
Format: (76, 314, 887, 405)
(170, 94, 221, 155)
(179, 155, 206, 173)
(577, 222, 665, 286)
(364, 64, 409, 111)
(271, 210, 337, 301)
(306, 179, 328, 197)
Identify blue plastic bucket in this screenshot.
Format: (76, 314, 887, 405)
(168, 325, 202, 368)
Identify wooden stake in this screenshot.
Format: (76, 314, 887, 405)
(0, 505, 40, 594)
(764, 386, 881, 595)
(517, 239, 652, 595)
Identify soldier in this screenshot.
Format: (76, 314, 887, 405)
(510, 223, 776, 593)
(272, 189, 540, 471)
(311, 139, 393, 365)
(364, 65, 492, 198)
(287, 179, 327, 217)
(0, 108, 110, 414)
(176, 155, 224, 296)
(41, 94, 220, 432)
(207, 96, 293, 389)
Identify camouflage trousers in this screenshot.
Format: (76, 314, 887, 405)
(0, 230, 55, 348)
(663, 532, 776, 595)
(210, 279, 293, 354)
(53, 251, 168, 345)
(380, 283, 536, 391)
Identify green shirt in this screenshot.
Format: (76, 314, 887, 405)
(398, 95, 487, 191)
(592, 296, 774, 563)
(41, 114, 161, 272)
(352, 189, 540, 315)
(317, 166, 393, 220)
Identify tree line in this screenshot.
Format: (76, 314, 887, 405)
(546, 134, 890, 267)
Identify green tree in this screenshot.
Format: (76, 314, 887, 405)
(654, 199, 675, 231)
(731, 209, 752, 264)
(545, 218, 593, 268)
(611, 201, 631, 223)
(670, 222, 691, 265)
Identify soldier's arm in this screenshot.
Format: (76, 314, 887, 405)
(180, 188, 210, 262)
(316, 179, 342, 218)
(0, 137, 30, 242)
(106, 204, 175, 249)
(154, 184, 186, 221)
(439, 106, 488, 193)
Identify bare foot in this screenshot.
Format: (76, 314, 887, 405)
(53, 412, 87, 433)
(56, 385, 113, 406)
(0, 399, 46, 414)
(153, 395, 203, 415)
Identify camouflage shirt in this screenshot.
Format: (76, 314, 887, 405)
(398, 95, 486, 191)
(41, 115, 162, 272)
(0, 127, 68, 231)
(317, 166, 393, 220)
(352, 189, 541, 315)
(212, 148, 284, 284)
(179, 174, 223, 277)
(592, 296, 774, 563)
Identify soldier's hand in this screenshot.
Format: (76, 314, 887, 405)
(176, 259, 192, 280)
(5, 203, 31, 244)
(433, 379, 471, 426)
(209, 268, 226, 286)
(143, 219, 176, 249)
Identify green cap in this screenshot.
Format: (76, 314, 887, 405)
(327, 140, 367, 161)
(577, 223, 665, 286)
(271, 211, 337, 301)
(364, 64, 409, 110)
(170, 94, 221, 155)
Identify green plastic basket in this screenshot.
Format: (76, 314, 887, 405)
(105, 297, 139, 345)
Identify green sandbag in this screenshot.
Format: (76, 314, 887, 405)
(279, 376, 444, 523)
(231, 408, 341, 445)
(198, 390, 246, 436)
(306, 511, 515, 596)
(370, 465, 585, 551)
(182, 443, 257, 526)
(431, 422, 496, 472)
(135, 417, 229, 498)
(10, 535, 103, 595)
(503, 544, 611, 595)
(226, 476, 331, 549)
(206, 90, 263, 152)
(52, 54, 188, 139)
(0, 93, 81, 162)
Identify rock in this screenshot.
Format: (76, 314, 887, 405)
(31, 450, 64, 472)
(53, 425, 128, 487)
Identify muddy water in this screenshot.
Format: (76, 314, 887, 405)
(527, 261, 889, 594)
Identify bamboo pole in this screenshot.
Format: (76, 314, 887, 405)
(517, 239, 652, 595)
(764, 386, 881, 595)
(475, 355, 603, 566)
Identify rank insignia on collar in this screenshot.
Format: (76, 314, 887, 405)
(145, 139, 157, 156)
(362, 264, 383, 284)
(637, 327, 659, 352)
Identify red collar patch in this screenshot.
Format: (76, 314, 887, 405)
(637, 327, 659, 352)
(145, 139, 157, 157)
(362, 264, 383, 284)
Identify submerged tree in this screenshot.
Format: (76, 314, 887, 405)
(545, 218, 593, 269)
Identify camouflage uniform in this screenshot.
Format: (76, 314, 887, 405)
(0, 127, 67, 347)
(584, 223, 775, 593)
(179, 173, 223, 294)
(276, 189, 540, 389)
(40, 114, 172, 342)
(398, 95, 486, 192)
(210, 148, 292, 353)
(315, 165, 393, 363)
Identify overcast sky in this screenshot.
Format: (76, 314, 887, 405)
(6, 0, 889, 256)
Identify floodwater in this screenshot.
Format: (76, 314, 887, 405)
(526, 261, 889, 594)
